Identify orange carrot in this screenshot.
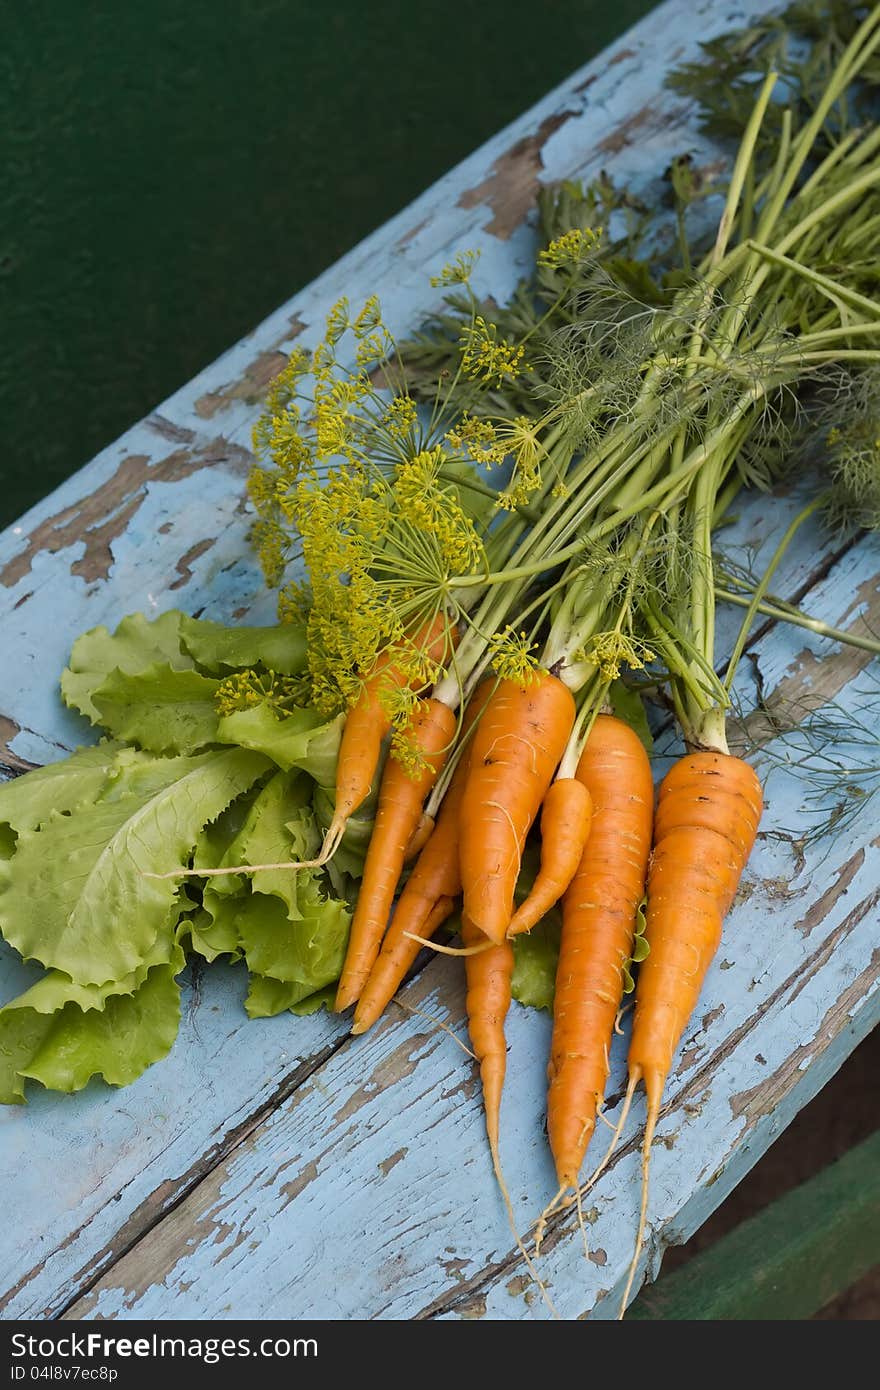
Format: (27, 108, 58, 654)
(507, 778, 593, 938)
(403, 811, 435, 863)
(335, 697, 457, 1011)
(462, 914, 514, 1184)
(619, 750, 763, 1316)
(459, 673, 576, 944)
(351, 681, 494, 1034)
(463, 913, 558, 1317)
(320, 613, 456, 863)
(545, 716, 653, 1200)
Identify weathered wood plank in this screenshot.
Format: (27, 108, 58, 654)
(627, 1130, 880, 1319)
(64, 529, 880, 1320)
(0, 0, 805, 1322)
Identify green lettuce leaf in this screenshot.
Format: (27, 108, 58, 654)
(511, 916, 561, 1012)
(0, 742, 121, 834)
(189, 900, 243, 962)
(91, 664, 221, 754)
(0, 748, 270, 985)
(213, 774, 314, 912)
(178, 616, 308, 675)
(61, 610, 194, 723)
(237, 887, 350, 988)
(245, 977, 338, 1020)
(22, 959, 183, 1095)
(0, 939, 184, 1102)
(217, 703, 343, 788)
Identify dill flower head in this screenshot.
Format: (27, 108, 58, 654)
(488, 627, 542, 685)
(215, 669, 311, 717)
(460, 316, 527, 387)
(585, 631, 656, 682)
(394, 448, 487, 574)
(430, 250, 480, 288)
(537, 227, 600, 270)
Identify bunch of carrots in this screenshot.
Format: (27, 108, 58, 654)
(221, 2, 880, 1314)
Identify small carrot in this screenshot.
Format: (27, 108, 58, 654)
(619, 749, 763, 1317)
(351, 681, 494, 1034)
(462, 914, 513, 1181)
(335, 697, 457, 1012)
(463, 914, 558, 1315)
(459, 673, 576, 944)
(403, 810, 435, 863)
(507, 777, 593, 938)
(319, 613, 456, 864)
(544, 716, 653, 1207)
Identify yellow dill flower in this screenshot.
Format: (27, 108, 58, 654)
(493, 416, 545, 506)
(586, 632, 655, 681)
(215, 669, 310, 718)
(325, 297, 350, 346)
(383, 395, 418, 439)
(251, 519, 288, 588)
(488, 627, 542, 684)
(277, 580, 312, 627)
(353, 295, 382, 338)
(248, 465, 279, 521)
(356, 330, 393, 368)
(460, 316, 526, 387)
(395, 449, 486, 573)
(537, 227, 600, 269)
(446, 412, 507, 466)
(430, 249, 480, 288)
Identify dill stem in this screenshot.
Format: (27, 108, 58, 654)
(715, 589, 880, 659)
(722, 498, 824, 693)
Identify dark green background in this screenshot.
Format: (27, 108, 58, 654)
(2, 0, 655, 528)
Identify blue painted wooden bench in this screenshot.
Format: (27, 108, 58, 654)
(1, 0, 878, 1320)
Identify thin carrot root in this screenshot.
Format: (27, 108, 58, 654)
(618, 1095, 657, 1320)
(391, 998, 476, 1059)
(403, 932, 494, 957)
(583, 1074, 638, 1194)
(492, 1139, 560, 1321)
(574, 1183, 590, 1264)
(533, 1184, 568, 1257)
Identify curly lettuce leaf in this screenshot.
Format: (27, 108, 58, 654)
(22, 960, 183, 1095)
(179, 616, 308, 675)
(0, 742, 121, 834)
(245, 978, 338, 1020)
(189, 899, 243, 962)
(237, 887, 350, 988)
(213, 774, 314, 913)
(217, 703, 343, 788)
(0, 939, 184, 1102)
(0, 748, 270, 985)
(91, 664, 221, 753)
(61, 610, 194, 723)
